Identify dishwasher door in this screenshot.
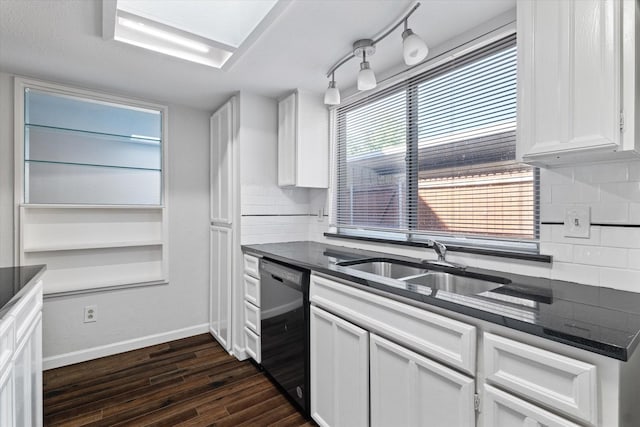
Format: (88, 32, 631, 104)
(259, 259, 310, 415)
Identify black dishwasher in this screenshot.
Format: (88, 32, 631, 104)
(259, 258, 310, 417)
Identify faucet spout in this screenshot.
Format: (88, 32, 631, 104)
(428, 240, 466, 270)
(433, 241, 447, 262)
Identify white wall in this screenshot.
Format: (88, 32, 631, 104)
(0, 72, 211, 366)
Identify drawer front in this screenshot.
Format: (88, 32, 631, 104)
(244, 327, 261, 363)
(244, 301, 260, 335)
(310, 274, 476, 375)
(243, 254, 260, 279)
(243, 275, 260, 307)
(0, 317, 14, 374)
(484, 332, 597, 425)
(7, 280, 43, 345)
(483, 384, 581, 427)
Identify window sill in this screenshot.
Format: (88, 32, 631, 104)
(323, 232, 552, 264)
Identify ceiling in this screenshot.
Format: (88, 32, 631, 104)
(0, 0, 515, 111)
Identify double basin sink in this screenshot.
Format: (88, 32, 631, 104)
(336, 258, 510, 297)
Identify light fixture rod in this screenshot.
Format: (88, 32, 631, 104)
(325, 1, 421, 78)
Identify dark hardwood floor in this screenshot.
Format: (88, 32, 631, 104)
(43, 333, 315, 426)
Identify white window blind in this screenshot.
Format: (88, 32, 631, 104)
(333, 35, 539, 251)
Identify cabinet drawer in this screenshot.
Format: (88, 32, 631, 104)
(0, 316, 14, 374)
(244, 301, 260, 335)
(243, 274, 260, 307)
(310, 274, 476, 375)
(243, 254, 260, 279)
(244, 327, 261, 363)
(483, 384, 581, 427)
(484, 332, 597, 425)
(6, 280, 42, 345)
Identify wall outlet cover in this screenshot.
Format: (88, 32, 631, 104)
(564, 206, 591, 238)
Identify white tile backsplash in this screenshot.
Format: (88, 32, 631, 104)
(591, 203, 629, 224)
(572, 245, 627, 268)
(600, 227, 640, 248)
(549, 262, 600, 286)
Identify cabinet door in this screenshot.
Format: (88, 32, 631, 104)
(277, 92, 297, 187)
(517, 0, 620, 163)
(13, 312, 42, 427)
(209, 226, 232, 351)
(0, 362, 13, 427)
(483, 384, 581, 427)
(211, 98, 235, 224)
(370, 333, 475, 427)
(310, 305, 368, 427)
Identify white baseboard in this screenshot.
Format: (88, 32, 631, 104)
(43, 323, 210, 370)
(233, 343, 248, 361)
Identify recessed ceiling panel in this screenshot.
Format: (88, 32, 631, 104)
(117, 0, 278, 48)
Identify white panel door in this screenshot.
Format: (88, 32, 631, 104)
(370, 333, 475, 427)
(210, 98, 235, 224)
(0, 316, 14, 427)
(13, 312, 42, 427)
(0, 362, 13, 427)
(517, 0, 620, 162)
(310, 305, 369, 427)
(483, 385, 581, 427)
(209, 225, 232, 351)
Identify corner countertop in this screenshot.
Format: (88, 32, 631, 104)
(0, 264, 46, 319)
(243, 241, 640, 362)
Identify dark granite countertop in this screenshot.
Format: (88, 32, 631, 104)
(243, 241, 640, 362)
(0, 265, 46, 319)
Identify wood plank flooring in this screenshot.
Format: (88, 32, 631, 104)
(43, 333, 315, 426)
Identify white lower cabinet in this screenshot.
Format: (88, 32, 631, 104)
(13, 312, 42, 427)
(483, 332, 597, 425)
(483, 384, 580, 427)
(310, 306, 369, 427)
(310, 305, 369, 427)
(370, 333, 475, 427)
(0, 361, 13, 427)
(242, 254, 261, 363)
(0, 277, 43, 427)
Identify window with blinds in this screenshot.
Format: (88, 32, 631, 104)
(333, 35, 539, 252)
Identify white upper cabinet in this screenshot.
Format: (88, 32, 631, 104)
(277, 90, 329, 188)
(517, 0, 638, 166)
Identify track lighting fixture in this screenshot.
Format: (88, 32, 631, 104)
(324, 1, 429, 105)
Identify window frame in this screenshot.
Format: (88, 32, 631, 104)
(329, 32, 540, 255)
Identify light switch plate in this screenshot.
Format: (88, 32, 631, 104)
(564, 206, 591, 238)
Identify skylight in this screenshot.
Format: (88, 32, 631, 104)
(104, 0, 283, 69)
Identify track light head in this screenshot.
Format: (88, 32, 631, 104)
(402, 27, 429, 66)
(324, 76, 341, 105)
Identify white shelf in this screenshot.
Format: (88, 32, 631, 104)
(21, 204, 165, 210)
(23, 240, 164, 253)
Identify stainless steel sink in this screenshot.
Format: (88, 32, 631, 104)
(404, 271, 502, 295)
(337, 259, 428, 279)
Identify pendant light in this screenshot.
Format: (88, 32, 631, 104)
(402, 20, 429, 65)
(355, 40, 377, 91)
(323, 2, 428, 105)
(324, 73, 340, 105)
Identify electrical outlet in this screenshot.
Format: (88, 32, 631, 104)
(84, 305, 97, 323)
(564, 206, 591, 238)
(317, 208, 324, 222)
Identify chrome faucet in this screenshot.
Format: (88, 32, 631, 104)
(433, 241, 447, 263)
(429, 240, 465, 270)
